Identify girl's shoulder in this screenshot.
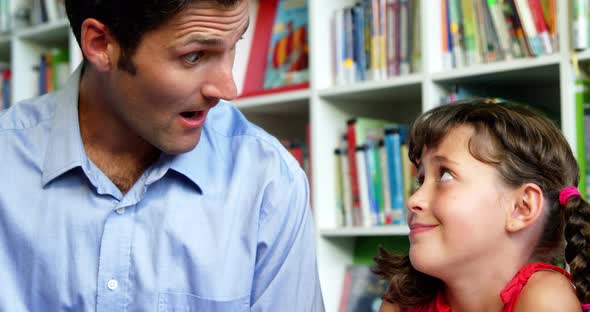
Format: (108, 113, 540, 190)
(509, 263, 580, 312)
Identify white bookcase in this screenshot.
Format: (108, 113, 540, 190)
(2, 0, 81, 106)
(2, 0, 584, 311)
(233, 0, 582, 311)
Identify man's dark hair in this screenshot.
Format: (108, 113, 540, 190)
(65, 0, 241, 74)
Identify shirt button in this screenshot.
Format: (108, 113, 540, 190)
(115, 207, 125, 214)
(107, 279, 119, 290)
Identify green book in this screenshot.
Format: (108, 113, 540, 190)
(575, 78, 589, 199)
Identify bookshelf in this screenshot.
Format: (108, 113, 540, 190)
(1, 0, 584, 311)
(233, 0, 581, 311)
(2, 0, 82, 107)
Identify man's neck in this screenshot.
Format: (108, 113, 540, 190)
(78, 67, 160, 194)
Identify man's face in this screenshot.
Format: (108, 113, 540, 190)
(106, 0, 249, 154)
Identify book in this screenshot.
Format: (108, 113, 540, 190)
(335, 148, 346, 227)
(338, 265, 388, 312)
(263, 0, 310, 90)
(241, 0, 278, 97)
(572, 0, 590, 50)
(385, 125, 406, 224)
(347, 118, 393, 226)
(575, 78, 590, 198)
(339, 141, 354, 226)
(356, 145, 373, 227)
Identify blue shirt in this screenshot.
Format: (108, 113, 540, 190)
(0, 66, 324, 312)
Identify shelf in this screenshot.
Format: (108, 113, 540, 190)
(318, 74, 423, 102)
(576, 49, 590, 62)
(16, 19, 70, 45)
(320, 225, 410, 237)
(432, 54, 561, 85)
(233, 88, 310, 114)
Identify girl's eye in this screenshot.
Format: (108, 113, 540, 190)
(184, 51, 204, 64)
(440, 170, 453, 182)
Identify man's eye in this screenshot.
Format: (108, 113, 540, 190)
(184, 52, 204, 64)
(440, 171, 453, 182)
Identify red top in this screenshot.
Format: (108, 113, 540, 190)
(401, 262, 571, 312)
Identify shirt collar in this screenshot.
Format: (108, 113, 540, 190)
(42, 63, 213, 194)
(165, 124, 218, 195)
(42, 64, 87, 186)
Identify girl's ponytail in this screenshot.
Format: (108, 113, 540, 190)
(563, 193, 590, 304)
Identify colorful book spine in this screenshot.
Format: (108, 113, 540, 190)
(379, 140, 393, 224)
(487, 0, 513, 60)
(572, 0, 590, 50)
(461, 0, 478, 65)
(353, 4, 367, 81)
(527, 0, 552, 54)
(449, 0, 464, 68)
(399, 0, 410, 74)
(386, 0, 398, 77)
(334, 148, 345, 227)
(346, 119, 362, 226)
(340, 145, 354, 226)
(409, 0, 421, 73)
(385, 126, 405, 224)
(356, 145, 372, 227)
(575, 78, 590, 199)
(514, 0, 542, 56)
(364, 142, 381, 225)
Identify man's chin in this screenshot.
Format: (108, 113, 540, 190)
(159, 136, 200, 155)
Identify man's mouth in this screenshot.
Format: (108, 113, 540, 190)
(180, 111, 199, 119)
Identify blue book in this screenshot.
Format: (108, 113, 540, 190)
(38, 55, 46, 96)
(385, 125, 405, 224)
(352, 4, 366, 81)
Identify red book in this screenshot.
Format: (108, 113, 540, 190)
(346, 119, 361, 226)
(241, 0, 279, 97)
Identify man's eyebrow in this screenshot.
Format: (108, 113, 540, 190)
(181, 35, 224, 47)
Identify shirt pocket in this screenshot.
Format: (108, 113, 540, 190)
(158, 291, 249, 312)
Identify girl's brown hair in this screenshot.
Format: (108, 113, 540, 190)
(373, 99, 590, 307)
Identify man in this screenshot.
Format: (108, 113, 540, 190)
(0, 0, 324, 311)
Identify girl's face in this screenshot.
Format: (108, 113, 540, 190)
(407, 125, 513, 279)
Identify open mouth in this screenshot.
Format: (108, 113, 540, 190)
(180, 111, 199, 119)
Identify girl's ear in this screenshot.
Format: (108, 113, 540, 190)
(505, 183, 545, 233)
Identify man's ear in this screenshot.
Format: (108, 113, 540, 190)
(505, 183, 545, 233)
(80, 18, 117, 72)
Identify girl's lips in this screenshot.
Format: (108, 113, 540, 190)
(409, 224, 438, 236)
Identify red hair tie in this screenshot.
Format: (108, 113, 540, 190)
(559, 186, 581, 206)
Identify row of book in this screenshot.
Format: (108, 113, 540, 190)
(35, 48, 69, 96)
(442, 0, 557, 69)
(0, 66, 10, 110)
(331, 0, 421, 86)
(334, 118, 416, 227)
(338, 264, 387, 312)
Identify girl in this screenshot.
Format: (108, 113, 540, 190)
(374, 99, 589, 311)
